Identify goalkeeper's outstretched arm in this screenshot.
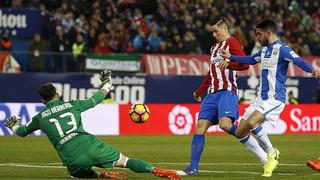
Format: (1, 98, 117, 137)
(73, 70, 114, 112)
(6, 116, 40, 137)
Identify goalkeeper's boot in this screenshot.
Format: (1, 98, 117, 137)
(176, 167, 199, 176)
(152, 167, 181, 180)
(307, 159, 320, 172)
(262, 148, 280, 177)
(99, 171, 128, 179)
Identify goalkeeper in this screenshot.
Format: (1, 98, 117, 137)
(6, 70, 181, 180)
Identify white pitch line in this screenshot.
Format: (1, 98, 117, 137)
(150, 162, 305, 167)
(198, 170, 296, 176)
(0, 163, 65, 169)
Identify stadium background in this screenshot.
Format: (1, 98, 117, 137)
(0, 0, 320, 179)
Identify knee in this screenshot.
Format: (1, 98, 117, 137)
(195, 123, 206, 135)
(218, 120, 231, 132)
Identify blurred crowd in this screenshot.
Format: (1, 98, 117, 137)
(0, 0, 320, 72)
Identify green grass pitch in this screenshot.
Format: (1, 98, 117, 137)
(1, 134, 320, 179)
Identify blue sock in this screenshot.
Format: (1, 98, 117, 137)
(228, 124, 238, 137)
(189, 134, 205, 169)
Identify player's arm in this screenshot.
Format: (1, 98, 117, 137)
(283, 47, 320, 78)
(74, 70, 113, 112)
(225, 41, 249, 71)
(229, 55, 259, 65)
(220, 49, 261, 65)
(227, 61, 249, 70)
(6, 116, 40, 137)
(193, 71, 211, 102)
(281, 46, 316, 74)
(74, 90, 107, 111)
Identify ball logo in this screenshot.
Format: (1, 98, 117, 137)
(169, 105, 193, 135)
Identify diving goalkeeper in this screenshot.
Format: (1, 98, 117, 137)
(5, 70, 181, 180)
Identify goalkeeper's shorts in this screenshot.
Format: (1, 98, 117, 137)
(66, 137, 120, 177)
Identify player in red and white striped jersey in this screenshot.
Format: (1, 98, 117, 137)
(194, 34, 248, 96)
(177, 17, 268, 176)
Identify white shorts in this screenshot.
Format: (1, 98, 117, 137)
(242, 97, 285, 125)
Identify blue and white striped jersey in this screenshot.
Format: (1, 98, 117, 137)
(231, 40, 313, 102)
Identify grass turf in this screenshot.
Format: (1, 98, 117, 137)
(1, 134, 320, 179)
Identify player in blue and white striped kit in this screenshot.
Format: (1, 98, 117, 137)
(220, 18, 320, 177)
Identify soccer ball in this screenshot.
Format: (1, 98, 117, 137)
(129, 103, 150, 123)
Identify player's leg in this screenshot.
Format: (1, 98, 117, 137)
(219, 115, 266, 160)
(247, 99, 284, 155)
(218, 117, 238, 136)
(219, 116, 267, 164)
(177, 94, 217, 176)
(91, 138, 180, 179)
(188, 119, 211, 172)
(245, 110, 275, 154)
(115, 153, 153, 173)
(235, 118, 251, 138)
(177, 119, 211, 176)
(87, 138, 128, 179)
(67, 157, 116, 179)
(115, 153, 181, 179)
(217, 91, 239, 137)
(235, 119, 268, 164)
(245, 108, 282, 177)
(218, 92, 268, 164)
(250, 100, 284, 155)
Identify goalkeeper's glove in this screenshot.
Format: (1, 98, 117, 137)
(99, 70, 113, 92)
(5, 115, 21, 133)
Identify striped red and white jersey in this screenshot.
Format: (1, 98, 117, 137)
(194, 36, 248, 96)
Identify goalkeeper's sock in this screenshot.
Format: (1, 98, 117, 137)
(125, 158, 154, 173)
(189, 134, 205, 169)
(228, 124, 238, 137)
(252, 125, 275, 154)
(239, 134, 267, 164)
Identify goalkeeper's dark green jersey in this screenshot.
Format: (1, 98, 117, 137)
(15, 90, 106, 164)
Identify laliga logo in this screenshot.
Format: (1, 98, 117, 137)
(168, 105, 193, 135)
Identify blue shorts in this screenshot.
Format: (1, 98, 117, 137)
(198, 90, 239, 125)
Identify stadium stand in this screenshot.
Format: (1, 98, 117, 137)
(0, 0, 319, 72)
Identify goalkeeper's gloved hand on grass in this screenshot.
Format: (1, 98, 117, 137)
(99, 70, 113, 92)
(5, 115, 21, 132)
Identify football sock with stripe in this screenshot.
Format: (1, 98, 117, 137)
(239, 134, 267, 164)
(252, 125, 275, 154)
